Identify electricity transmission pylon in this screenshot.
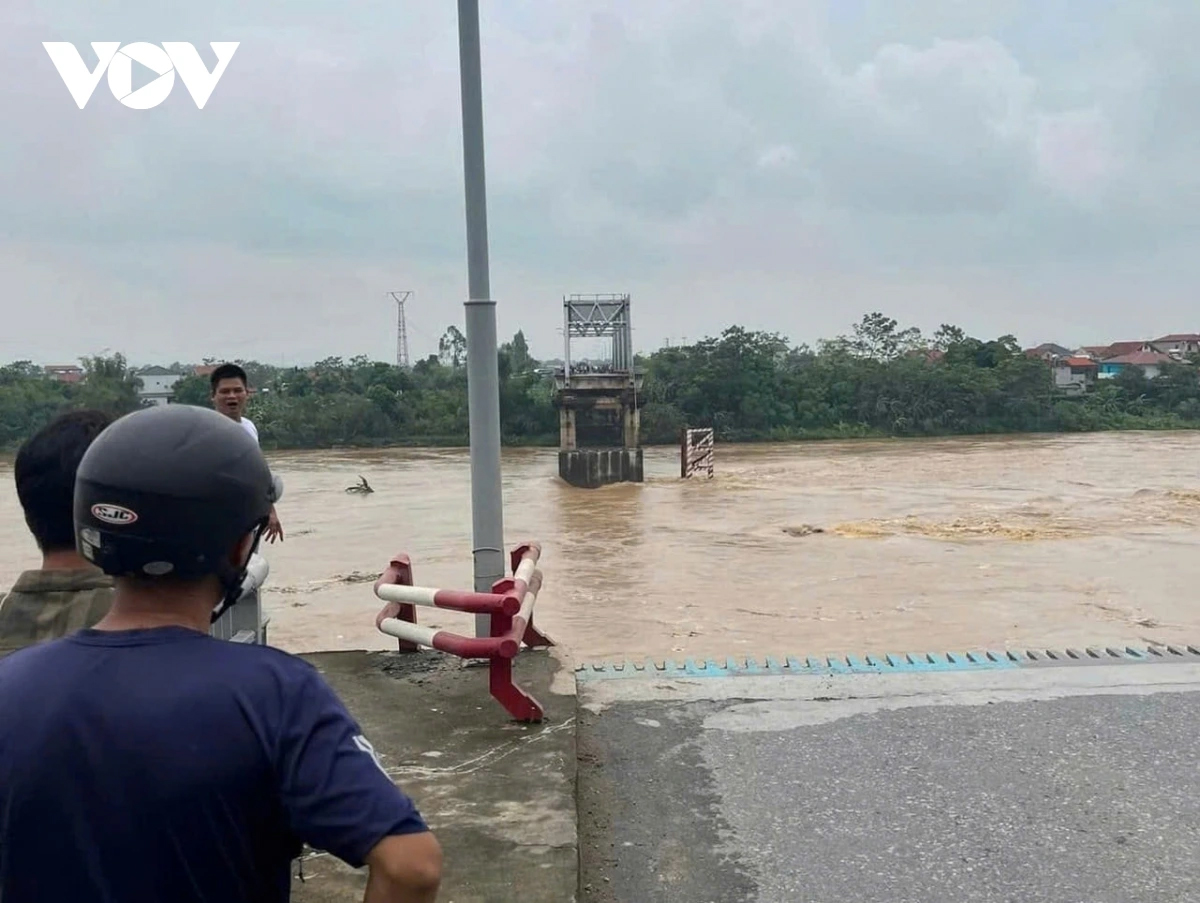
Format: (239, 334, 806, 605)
(389, 290, 412, 368)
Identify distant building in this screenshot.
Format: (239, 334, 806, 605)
(1097, 350, 1173, 380)
(134, 366, 184, 406)
(1024, 343, 1073, 362)
(1151, 334, 1200, 357)
(1052, 357, 1098, 394)
(43, 364, 83, 384)
(1100, 341, 1156, 360)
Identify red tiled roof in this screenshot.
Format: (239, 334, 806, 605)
(43, 365, 83, 383)
(1060, 357, 1097, 367)
(1153, 334, 1200, 343)
(193, 365, 217, 376)
(1102, 341, 1149, 358)
(1104, 351, 1171, 365)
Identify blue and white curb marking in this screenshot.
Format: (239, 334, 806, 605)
(575, 645, 1200, 681)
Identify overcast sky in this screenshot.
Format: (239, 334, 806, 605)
(2, 0, 1197, 367)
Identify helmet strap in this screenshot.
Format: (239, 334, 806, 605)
(209, 522, 267, 625)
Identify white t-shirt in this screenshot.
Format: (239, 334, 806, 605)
(237, 417, 259, 444)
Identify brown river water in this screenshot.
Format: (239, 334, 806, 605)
(3, 432, 1200, 662)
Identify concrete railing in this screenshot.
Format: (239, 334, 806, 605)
(372, 542, 554, 722)
(211, 552, 271, 644)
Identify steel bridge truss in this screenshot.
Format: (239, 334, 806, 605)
(563, 293, 633, 375)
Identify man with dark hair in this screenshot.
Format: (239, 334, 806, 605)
(0, 409, 115, 654)
(210, 362, 282, 542)
(0, 405, 442, 902)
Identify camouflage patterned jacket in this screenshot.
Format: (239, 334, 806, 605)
(0, 567, 114, 655)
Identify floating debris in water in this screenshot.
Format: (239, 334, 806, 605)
(830, 515, 1085, 541)
(782, 524, 825, 537)
(265, 570, 380, 594)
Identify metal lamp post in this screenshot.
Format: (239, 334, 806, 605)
(457, 0, 504, 637)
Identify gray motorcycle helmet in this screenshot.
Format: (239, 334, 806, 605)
(73, 404, 277, 621)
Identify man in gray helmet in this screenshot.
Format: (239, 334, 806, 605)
(0, 405, 441, 902)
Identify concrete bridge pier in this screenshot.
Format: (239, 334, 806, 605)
(554, 371, 645, 489)
(554, 292, 645, 489)
(558, 446, 644, 487)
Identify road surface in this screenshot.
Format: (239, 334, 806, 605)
(577, 651, 1200, 903)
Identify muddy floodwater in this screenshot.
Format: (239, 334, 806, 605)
(3, 432, 1200, 662)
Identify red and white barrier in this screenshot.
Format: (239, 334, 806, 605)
(372, 542, 554, 722)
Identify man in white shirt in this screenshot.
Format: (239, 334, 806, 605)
(209, 364, 283, 543)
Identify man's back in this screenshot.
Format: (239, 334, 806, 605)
(0, 566, 113, 656)
(0, 625, 427, 902)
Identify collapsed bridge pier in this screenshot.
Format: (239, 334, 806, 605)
(554, 293, 645, 488)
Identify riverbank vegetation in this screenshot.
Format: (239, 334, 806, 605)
(3, 314, 1199, 451)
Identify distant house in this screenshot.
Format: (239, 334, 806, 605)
(1024, 343, 1073, 361)
(1151, 334, 1200, 357)
(134, 366, 184, 406)
(193, 365, 218, 378)
(1052, 357, 1098, 394)
(1099, 341, 1156, 360)
(44, 364, 83, 384)
(1075, 345, 1113, 360)
(1097, 350, 1173, 380)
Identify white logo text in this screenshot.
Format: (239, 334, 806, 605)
(42, 41, 239, 109)
(91, 503, 138, 525)
(352, 735, 392, 778)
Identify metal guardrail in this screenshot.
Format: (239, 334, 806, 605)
(372, 542, 554, 722)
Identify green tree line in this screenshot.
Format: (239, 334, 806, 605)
(3, 315, 1199, 452)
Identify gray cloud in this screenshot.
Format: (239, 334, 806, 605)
(2, 0, 1199, 365)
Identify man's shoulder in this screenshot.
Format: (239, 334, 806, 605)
(0, 571, 114, 654)
(196, 636, 314, 673)
(0, 633, 78, 670)
(206, 640, 331, 695)
(177, 642, 342, 727)
(1, 633, 328, 713)
(6, 567, 112, 595)
(2, 628, 312, 670)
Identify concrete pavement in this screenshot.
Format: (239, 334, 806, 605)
(577, 655, 1200, 903)
(279, 641, 1200, 902)
(292, 648, 577, 903)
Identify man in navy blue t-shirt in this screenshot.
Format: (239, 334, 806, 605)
(0, 405, 441, 902)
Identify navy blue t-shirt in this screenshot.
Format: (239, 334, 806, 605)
(0, 626, 428, 902)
